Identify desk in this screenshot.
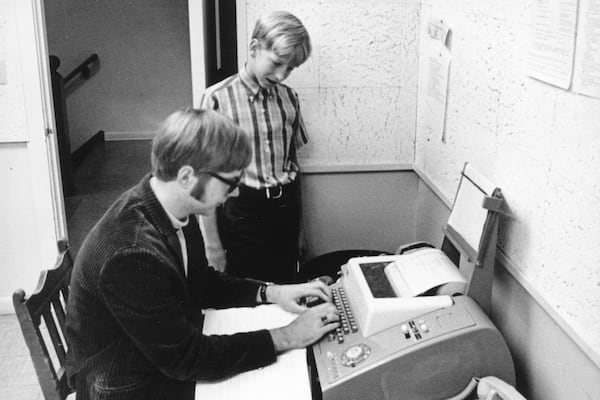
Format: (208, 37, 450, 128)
(195, 305, 312, 400)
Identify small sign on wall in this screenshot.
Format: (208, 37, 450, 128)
(572, 0, 600, 99)
(423, 18, 452, 143)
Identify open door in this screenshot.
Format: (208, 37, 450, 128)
(24, 0, 68, 244)
(0, 0, 68, 311)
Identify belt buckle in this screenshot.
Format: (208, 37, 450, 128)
(266, 185, 283, 199)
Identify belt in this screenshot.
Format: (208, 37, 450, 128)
(238, 181, 296, 200)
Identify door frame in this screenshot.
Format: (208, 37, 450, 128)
(188, 0, 247, 106)
(23, 0, 68, 244)
(17, 0, 67, 248)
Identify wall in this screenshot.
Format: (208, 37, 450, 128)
(0, 0, 62, 313)
(237, 0, 421, 168)
(416, 180, 600, 399)
(416, 0, 600, 379)
(44, 0, 192, 150)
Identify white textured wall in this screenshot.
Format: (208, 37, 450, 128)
(416, 1, 600, 360)
(240, 0, 420, 167)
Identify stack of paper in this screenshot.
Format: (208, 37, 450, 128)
(196, 304, 312, 400)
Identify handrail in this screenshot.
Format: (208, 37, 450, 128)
(64, 53, 99, 85)
(49, 53, 100, 197)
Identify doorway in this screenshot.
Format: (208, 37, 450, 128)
(42, 0, 239, 253)
(204, 0, 238, 87)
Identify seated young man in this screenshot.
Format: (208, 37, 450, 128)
(65, 109, 339, 400)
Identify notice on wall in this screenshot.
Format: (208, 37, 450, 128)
(572, 0, 600, 99)
(528, 0, 578, 89)
(423, 18, 451, 142)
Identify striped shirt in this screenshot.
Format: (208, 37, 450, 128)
(200, 66, 308, 189)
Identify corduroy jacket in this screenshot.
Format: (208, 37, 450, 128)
(65, 174, 276, 400)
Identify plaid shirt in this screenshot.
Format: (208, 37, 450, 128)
(200, 67, 308, 189)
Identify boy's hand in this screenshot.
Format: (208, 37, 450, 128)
(206, 246, 226, 272)
(267, 281, 331, 314)
(297, 227, 309, 263)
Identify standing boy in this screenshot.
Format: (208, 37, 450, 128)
(200, 10, 311, 283)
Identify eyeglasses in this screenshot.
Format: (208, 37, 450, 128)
(207, 172, 241, 194)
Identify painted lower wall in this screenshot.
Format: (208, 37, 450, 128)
(301, 168, 418, 258)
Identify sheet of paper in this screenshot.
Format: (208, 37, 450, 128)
(423, 18, 451, 142)
(572, 0, 600, 98)
(528, 0, 578, 89)
(386, 249, 467, 297)
(196, 305, 312, 400)
(447, 163, 496, 256)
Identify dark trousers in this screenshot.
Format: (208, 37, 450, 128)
(218, 181, 300, 283)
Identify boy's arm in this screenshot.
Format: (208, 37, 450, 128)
(291, 93, 309, 262)
(198, 210, 226, 272)
(295, 173, 308, 263)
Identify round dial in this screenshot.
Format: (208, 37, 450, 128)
(340, 343, 371, 367)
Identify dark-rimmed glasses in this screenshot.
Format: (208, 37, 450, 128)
(207, 172, 241, 194)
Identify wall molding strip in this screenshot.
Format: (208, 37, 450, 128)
(413, 165, 453, 208)
(301, 163, 413, 174)
(104, 131, 156, 141)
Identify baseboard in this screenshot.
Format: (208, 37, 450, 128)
(104, 131, 156, 141)
(72, 130, 104, 168)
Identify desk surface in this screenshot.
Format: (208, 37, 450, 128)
(195, 305, 312, 400)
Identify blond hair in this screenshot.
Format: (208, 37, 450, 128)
(251, 10, 311, 67)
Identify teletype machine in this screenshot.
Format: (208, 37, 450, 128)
(308, 163, 518, 400)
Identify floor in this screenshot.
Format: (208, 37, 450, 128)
(0, 140, 151, 400)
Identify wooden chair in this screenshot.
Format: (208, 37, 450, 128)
(13, 247, 75, 400)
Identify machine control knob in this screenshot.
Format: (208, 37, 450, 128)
(340, 343, 371, 367)
(401, 323, 411, 338)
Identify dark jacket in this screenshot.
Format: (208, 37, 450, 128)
(65, 174, 276, 400)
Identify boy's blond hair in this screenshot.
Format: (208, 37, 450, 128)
(251, 10, 311, 67)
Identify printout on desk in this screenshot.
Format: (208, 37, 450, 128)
(195, 305, 312, 400)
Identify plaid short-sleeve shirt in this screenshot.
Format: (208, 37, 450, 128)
(200, 67, 309, 189)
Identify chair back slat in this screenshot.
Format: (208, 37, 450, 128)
(51, 296, 67, 334)
(13, 250, 75, 400)
(42, 306, 67, 364)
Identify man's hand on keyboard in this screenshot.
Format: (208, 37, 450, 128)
(270, 303, 340, 353)
(267, 280, 332, 314)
